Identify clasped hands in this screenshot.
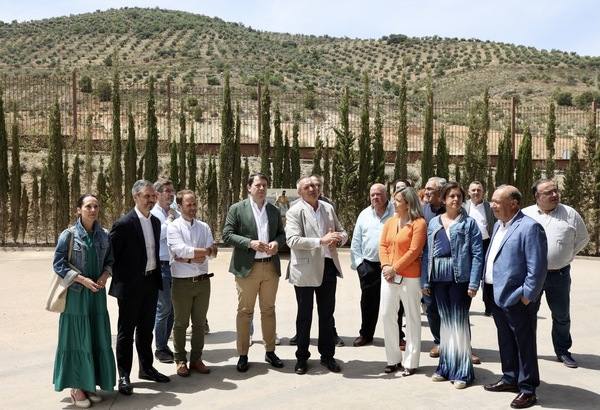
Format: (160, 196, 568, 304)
(249, 240, 279, 255)
(320, 229, 343, 249)
(381, 265, 396, 282)
(79, 271, 110, 293)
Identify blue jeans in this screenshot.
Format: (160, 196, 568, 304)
(540, 265, 572, 356)
(154, 263, 174, 352)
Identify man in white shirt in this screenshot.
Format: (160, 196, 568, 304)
(522, 179, 589, 369)
(222, 173, 287, 373)
(464, 181, 496, 318)
(150, 178, 178, 364)
(167, 190, 218, 377)
(286, 176, 348, 374)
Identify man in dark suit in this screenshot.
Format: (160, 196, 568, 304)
(483, 185, 547, 409)
(109, 180, 170, 395)
(222, 172, 286, 373)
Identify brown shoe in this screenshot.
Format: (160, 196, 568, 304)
(176, 362, 190, 377)
(400, 339, 406, 351)
(429, 345, 440, 358)
(189, 359, 211, 374)
(510, 392, 537, 409)
(352, 336, 373, 347)
(471, 353, 481, 364)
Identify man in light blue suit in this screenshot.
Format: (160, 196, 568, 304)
(483, 185, 547, 410)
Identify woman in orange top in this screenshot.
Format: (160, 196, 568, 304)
(379, 187, 427, 376)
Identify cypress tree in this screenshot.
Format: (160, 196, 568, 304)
(85, 114, 94, 192)
(206, 156, 219, 232)
(110, 69, 123, 216)
(486, 167, 495, 201)
(188, 124, 197, 192)
(496, 126, 514, 186)
(332, 86, 359, 232)
(40, 166, 49, 244)
(31, 171, 39, 244)
(70, 154, 81, 214)
(290, 116, 301, 184)
(480, 87, 490, 173)
(323, 138, 331, 197)
(178, 106, 187, 189)
(545, 101, 556, 178)
(585, 110, 597, 168)
(272, 104, 284, 187)
(465, 103, 482, 183)
(232, 103, 242, 202)
(282, 131, 292, 188)
(10, 120, 21, 243)
(312, 131, 323, 177)
(124, 105, 137, 204)
(241, 156, 250, 199)
(394, 72, 408, 181)
(562, 143, 582, 213)
(144, 76, 159, 182)
(169, 139, 179, 189)
(421, 77, 434, 184)
(435, 126, 449, 180)
(197, 158, 207, 221)
(454, 163, 462, 185)
(515, 126, 534, 206)
(371, 103, 385, 184)
(62, 151, 71, 225)
(96, 158, 108, 224)
(358, 73, 372, 202)
(19, 185, 29, 244)
(137, 153, 145, 180)
(48, 101, 68, 240)
(219, 72, 234, 228)
(0, 92, 8, 245)
(260, 82, 272, 181)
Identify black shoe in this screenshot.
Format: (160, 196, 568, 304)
(295, 359, 308, 375)
(484, 379, 519, 393)
(289, 335, 297, 345)
(510, 392, 537, 409)
(154, 349, 174, 364)
(320, 357, 341, 373)
(557, 353, 578, 368)
(118, 376, 133, 395)
(139, 367, 170, 383)
(236, 355, 249, 372)
(265, 351, 284, 368)
(335, 336, 345, 347)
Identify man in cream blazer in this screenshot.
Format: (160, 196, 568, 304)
(286, 176, 348, 375)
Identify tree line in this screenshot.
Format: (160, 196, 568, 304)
(0, 70, 599, 254)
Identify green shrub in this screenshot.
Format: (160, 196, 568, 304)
(95, 80, 112, 102)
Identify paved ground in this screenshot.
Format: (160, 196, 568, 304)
(1, 249, 599, 410)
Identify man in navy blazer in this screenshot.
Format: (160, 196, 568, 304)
(483, 185, 547, 410)
(110, 180, 170, 395)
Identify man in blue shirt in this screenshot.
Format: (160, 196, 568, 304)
(350, 183, 396, 346)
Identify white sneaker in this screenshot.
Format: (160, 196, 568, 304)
(431, 373, 447, 382)
(454, 381, 467, 389)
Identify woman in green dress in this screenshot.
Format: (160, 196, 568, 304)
(52, 194, 116, 408)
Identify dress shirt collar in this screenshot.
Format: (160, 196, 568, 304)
(250, 197, 267, 213)
(135, 206, 152, 220)
(500, 211, 519, 229)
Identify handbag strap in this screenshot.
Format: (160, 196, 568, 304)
(67, 226, 74, 265)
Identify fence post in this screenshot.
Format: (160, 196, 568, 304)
(72, 70, 77, 142)
(166, 76, 172, 143)
(511, 96, 517, 171)
(257, 83, 262, 146)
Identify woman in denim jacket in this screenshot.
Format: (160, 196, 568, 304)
(52, 194, 116, 408)
(421, 182, 483, 389)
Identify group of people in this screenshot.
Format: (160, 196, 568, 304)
(51, 172, 589, 409)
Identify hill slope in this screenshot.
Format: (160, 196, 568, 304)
(1, 7, 599, 103)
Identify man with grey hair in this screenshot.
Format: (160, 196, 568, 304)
(110, 180, 170, 395)
(522, 178, 589, 368)
(350, 183, 397, 347)
(422, 176, 446, 358)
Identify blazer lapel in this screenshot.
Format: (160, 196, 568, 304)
(244, 200, 259, 240)
(130, 210, 145, 244)
(266, 204, 278, 240)
(494, 212, 523, 260)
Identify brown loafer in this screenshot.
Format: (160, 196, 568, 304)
(471, 353, 481, 364)
(353, 336, 373, 347)
(484, 379, 519, 393)
(176, 362, 190, 377)
(429, 345, 440, 358)
(510, 392, 537, 409)
(189, 359, 211, 374)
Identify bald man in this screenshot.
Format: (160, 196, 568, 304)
(483, 185, 547, 409)
(350, 183, 397, 347)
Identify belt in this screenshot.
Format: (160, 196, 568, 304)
(174, 273, 214, 282)
(548, 265, 569, 274)
(145, 269, 158, 276)
(254, 257, 273, 263)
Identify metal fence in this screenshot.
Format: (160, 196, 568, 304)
(1, 72, 598, 162)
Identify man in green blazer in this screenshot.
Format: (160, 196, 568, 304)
(222, 172, 286, 373)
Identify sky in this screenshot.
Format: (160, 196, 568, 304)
(1, 0, 599, 57)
